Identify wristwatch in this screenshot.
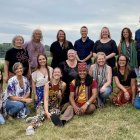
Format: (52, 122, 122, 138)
(86, 101, 90, 106)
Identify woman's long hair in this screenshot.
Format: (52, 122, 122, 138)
(75, 74, 93, 87)
(37, 54, 50, 81)
(0, 69, 3, 89)
(120, 27, 132, 43)
(116, 54, 131, 81)
(57, 30, 69, 49)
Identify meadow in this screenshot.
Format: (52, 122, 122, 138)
(0, 103, 140, 140)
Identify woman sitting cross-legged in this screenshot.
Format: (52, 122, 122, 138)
(112, 54, 136, 106)
(4, 62, 32, 119)
(89, 52, 112, 107)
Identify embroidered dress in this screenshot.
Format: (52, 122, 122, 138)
(4, 76, 30, 118)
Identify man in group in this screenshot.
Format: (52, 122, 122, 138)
(74, 26, 94, 67)
(24, 29, 45, 72)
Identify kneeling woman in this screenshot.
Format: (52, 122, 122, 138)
(4, 62, 32, 118)
(89, 52, 112, 107)
(112, 54, 136, 106)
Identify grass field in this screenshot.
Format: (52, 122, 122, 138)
(1, 103, 140, 140)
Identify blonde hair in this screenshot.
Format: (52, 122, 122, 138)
(32, 29, 43, 41)
(95, 52, 106, 63)
(100, 27, 111, 39)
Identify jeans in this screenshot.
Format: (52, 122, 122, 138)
(0, 114, 5, 124)
(99, 85, 112, 104)
(134, 95, 140, 109)
(5, 99, 29, 117)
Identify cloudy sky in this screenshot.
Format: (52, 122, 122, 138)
(0, 0, 140, 45)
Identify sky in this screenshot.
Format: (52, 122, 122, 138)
(0, 0, 140, 45)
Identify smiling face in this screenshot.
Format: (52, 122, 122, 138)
(122, 29, 129, 39)
(13, 36, 24, 48)
(57, 30, 65, 41)
(38, 55, 47, 67)
(67, 50, 76, 60)
(118, 56, 127, 67)
(14, 64, 23, 76)
(101, 27, 110, 39)
(52, 68, 62, 80)
(33, 30, 42, 41)
(78, 69, 87, 80)
(80, 27, 88, 38)
(96, 54, 106, 66)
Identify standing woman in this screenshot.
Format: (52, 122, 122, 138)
(112, 54, 136, 106)
(4, 35, 30, 82)
(118, 27, 138, 68)
(32, 54, 53, 109)
(50, 30, 74, 68)
(89, 52, 112, 107)
(93, 27, 118, 69)
(4, 62, 32, 118)
(59, 49, 78, 105)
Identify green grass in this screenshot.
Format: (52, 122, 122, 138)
(1, 103, 140, 140)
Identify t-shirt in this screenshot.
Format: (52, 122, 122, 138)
(113, 68, 136, 86)
(50, 41, 74, 68)
(74, 37, 94, 64)
(5, 48, 29, 75)
(32, 66, 53, 87)
(93, 40, 118, 68)
(23, 41, 45, 69)
(70, 79, 97, 106)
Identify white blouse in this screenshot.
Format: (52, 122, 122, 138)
(32, 66, 53, 87)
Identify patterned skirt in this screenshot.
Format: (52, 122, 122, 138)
(34, 86, 44, 108)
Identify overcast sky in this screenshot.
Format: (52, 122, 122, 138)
(0, 0, 140, 45)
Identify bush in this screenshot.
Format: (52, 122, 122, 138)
(0, 63, 4, 72)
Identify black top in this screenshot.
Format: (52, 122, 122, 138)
(93, 39, 118, 68)
(5, 48, 29, 76)
(113, 68, 136, 86)
(59, 61, 78, 104)
(50, 41, 74, 68)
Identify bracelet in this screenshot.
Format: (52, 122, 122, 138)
(86, 101, 90, 106)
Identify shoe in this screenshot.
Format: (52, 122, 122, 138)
(26, 116, 38, 123)
(26, 126, 35, 135)
(51, 113, 63, 127)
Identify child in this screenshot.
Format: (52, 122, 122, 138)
(0, 69, 5, 124)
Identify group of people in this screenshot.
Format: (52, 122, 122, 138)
(0, 26, 140, 135)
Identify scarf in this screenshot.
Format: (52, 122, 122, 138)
(121, 40, 138, 68)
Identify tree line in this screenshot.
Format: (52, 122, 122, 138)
(0, 43, 51, 58)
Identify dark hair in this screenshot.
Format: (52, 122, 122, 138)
(57, 29, 69, 49)
(121, 27, 132, 43)
(37, 54, 51, 81)
(75, 74, 93, 87)
(0, 69, 3, 90)
(116, 54, 131, 81)
(0, 69, 3, 83)
(80, 26, 88, 30)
